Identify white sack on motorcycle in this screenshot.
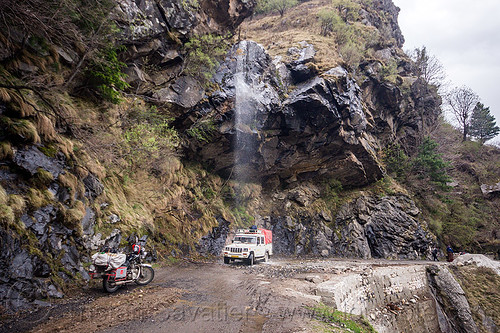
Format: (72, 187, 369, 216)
(92, 253, 126, 269)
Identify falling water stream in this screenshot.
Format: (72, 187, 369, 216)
(233, 41, 259, 184)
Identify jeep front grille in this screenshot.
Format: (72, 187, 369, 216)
(230, 248, 242, 253)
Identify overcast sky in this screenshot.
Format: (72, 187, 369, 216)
(392, 0, 500, 143)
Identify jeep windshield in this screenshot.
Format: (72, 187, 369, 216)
(233, 236, 257, 244)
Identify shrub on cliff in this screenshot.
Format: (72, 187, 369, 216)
(182, 34, 229, 87)
(412, 137, 451, 188)
(85, 47, 130, 103)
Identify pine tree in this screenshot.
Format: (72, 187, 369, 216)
(469, 102, 500, 144)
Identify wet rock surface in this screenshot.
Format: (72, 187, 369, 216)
(0, 143, 110, 313)
(13, 146, 65, 177)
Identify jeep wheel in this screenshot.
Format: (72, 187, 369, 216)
(264, 252, 269, 262)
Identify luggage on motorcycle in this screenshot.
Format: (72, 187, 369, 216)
(115, 266, 127, 279)
(91, 253, 126, 269)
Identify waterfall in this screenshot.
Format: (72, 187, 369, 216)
(233, 41, 258, 184)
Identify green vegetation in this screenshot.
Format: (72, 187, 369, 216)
(181, 0, 199, 10)
(469, 102, 500, 144)
(379, 59, 398, 83)
(187, 119, 217, 143)
(382, 143, 409, 180)
(315, 1, 381, 69)
(311, 304, 376, 333)
(256, 0, 299, 16)
(331, 0, 361, 22)
(183, 34, 229, 87)
(411, 137, 451, 188)
(85, 47, 130, 103)
(122, 105, 179, 170)
(322, 178, 343, 210)
(383, 138, 450, 189)
(232, 205, 255, 227)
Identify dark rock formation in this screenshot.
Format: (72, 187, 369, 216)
(266, 193, 433, 259)
(361, 0, 405, 48)
(13, 146, 65, 177)
(269, 215, 333, 256)
(112, 0, 256, 103)
(1, 0, 258, 311)
(188, 41, 388, 186)
(286, 41, 318, 83)
(196, 216, 231, 256)
(332, 195, 433, 259)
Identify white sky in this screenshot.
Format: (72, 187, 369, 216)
(392, 0, 500, 143)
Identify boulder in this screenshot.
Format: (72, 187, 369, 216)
(427, 265, 479, 333)
(286, 41, 318, 83)
(480, 182, 500, 198)
(153, 76, 205, 108)
(112, 0, 167, 40)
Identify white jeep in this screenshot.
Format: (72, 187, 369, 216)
(223, 228, 273, 265)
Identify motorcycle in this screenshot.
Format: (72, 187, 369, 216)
(89, 235, 156, 293)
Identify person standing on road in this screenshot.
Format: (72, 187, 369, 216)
(446, 245, 454, 262)
(432, 247, 439, 261)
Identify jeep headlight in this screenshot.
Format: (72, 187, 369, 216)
(243, 248, 248, 252)
(225, 247, 229, 251)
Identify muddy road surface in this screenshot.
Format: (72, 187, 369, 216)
(2, 258, 443, 333)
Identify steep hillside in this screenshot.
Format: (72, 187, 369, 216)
(0, 0, 498, 316)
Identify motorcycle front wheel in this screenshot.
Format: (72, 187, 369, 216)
(103, 278, 119, 293)
(135, 266, 154, 285)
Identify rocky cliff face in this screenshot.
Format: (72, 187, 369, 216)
(180, 39, 438, 259)
(0, 0, 442, 313)
(185, 40, 440, 187)
(0, 0, 256, 312)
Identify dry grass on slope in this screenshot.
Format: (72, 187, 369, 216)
(241, 0, 341, 71)
(450, 266, 500, 333)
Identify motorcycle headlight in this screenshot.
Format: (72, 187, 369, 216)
(88, 264, 95, 272)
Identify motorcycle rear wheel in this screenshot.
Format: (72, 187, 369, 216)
(103, 278, 119, 293)
(135, 266, 154, 285)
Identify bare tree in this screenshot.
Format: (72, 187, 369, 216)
(446, 86, 479, 142)
(257, 0, 298, 17)
(409, 46, 446, 88)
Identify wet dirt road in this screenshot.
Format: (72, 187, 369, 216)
(4, 258, 443, 333)
(21, 260, 320, 333)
